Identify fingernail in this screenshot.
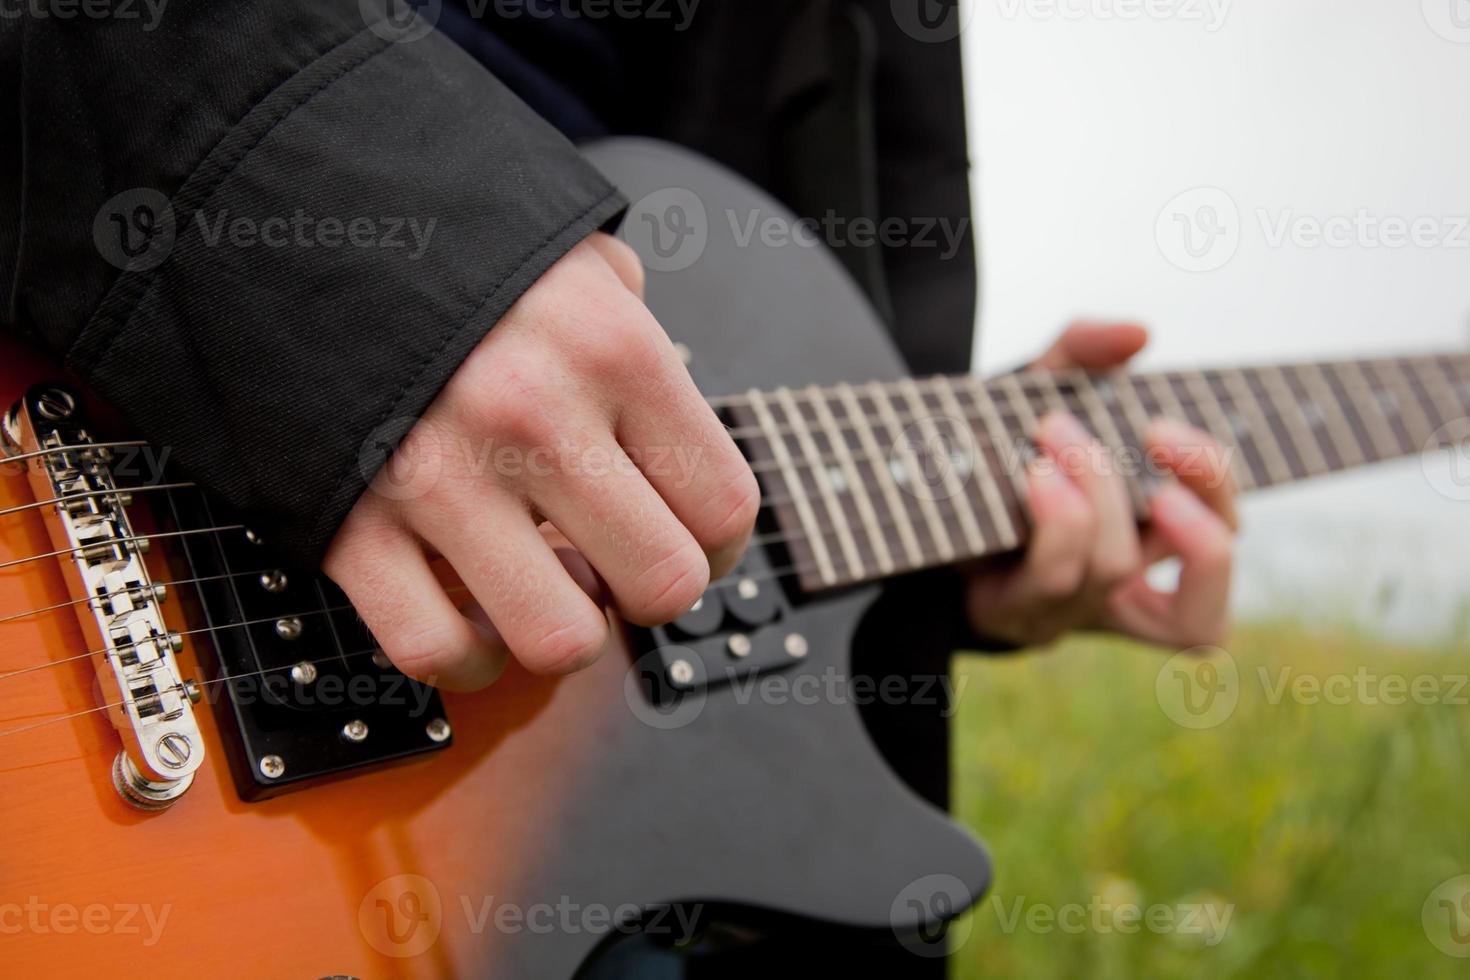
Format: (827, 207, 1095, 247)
(1148, 417, 1198, 448)
(1041, 412, 1092, 447)
(1154, 483, 1208, 523)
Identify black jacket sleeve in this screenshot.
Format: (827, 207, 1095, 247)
(1, 1, 626, 565)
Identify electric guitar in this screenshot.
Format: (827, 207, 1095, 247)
(2, 139, 1466, 978)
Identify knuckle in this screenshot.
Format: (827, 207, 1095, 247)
(696, 465, 762, 550)
(385, 621, 472, 682)
(624, 542, 710, 625)
(1092, 554, 1139, 589)
(473, 356, 563, 449)
(1033, 561, 1085, 601)
(520, 616, 608, 675)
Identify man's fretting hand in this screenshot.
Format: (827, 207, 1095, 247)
(324, 233, 761, 691)
(964, 322, 1239, 651)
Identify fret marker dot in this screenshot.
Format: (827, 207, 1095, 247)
(889, 459, 909, 484)
(826, 466, 849, 493)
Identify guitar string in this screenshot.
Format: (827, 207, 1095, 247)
(0, 372, 1462, 630)
(1, 369, 1456, 530)
(1, 390, 1464, 731)
(0, 374, 1460, 619)
(0, 538, 813, 683)
(702, 354, 1470, 411)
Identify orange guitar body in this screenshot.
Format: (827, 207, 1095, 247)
(0, 340, 621, 978)
(0, 139, 996, 978)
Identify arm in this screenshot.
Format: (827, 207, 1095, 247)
(3, 3, 757, 688)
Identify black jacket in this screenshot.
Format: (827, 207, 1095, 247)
(1, 0, 975, 567)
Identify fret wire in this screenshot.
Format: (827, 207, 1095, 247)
(1254, 367, 1331, 477)
(867, 380, 955, 563)
(1414, 357, 1465, 431)
(719, 365, 1464, 446)
(1373, 359, 1435, 446)
(1297, 363, 1366, 468)
(930, 378, 1019, 548)
(898, 378, 986, 555)
(1063, 373, 1150, 516)
(774, 388, 863, 582)
(1329, 361, 1401, 459)
(835, 383, 925, 569)
(808, 386, 895, 575)
(745, 389, 837, 586)
(962, 376, 1032, 531)
(1175, 370, 1267, 487)
(1217, 369, 1295, 483)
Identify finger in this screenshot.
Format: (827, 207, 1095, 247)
(585, 232, 647, 300)
(325, 520, 509, 692)
(617, 376, 759, 581)
(1146, 418, 1240, 531)
(1033, 321, 1149, 372)
(1036, 412, 1141, 590)
(1107, 483, 1234, 648)
(414, 489, 611, 676)
(528, 433, 712, 627)
(960, 461, 1095, 646)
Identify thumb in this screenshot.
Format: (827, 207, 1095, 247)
(1033, 321, 1149, 372)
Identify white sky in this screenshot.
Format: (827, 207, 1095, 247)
(961, 0, 1470, 640)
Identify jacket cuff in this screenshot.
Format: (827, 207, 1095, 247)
(68, 26, 626, 565)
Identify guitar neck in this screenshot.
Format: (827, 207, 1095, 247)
(726, 352, 1470, 593)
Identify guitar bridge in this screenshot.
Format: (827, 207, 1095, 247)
(2, 385, 202, 811)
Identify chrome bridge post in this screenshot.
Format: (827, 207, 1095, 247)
(3, 385, 203, 811)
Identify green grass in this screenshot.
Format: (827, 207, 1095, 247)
(949, 623, 1470, 979)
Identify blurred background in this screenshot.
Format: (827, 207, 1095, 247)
(950, 1, 1470, 976)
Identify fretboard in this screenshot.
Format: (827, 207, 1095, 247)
(724, 353, 1470, 592)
